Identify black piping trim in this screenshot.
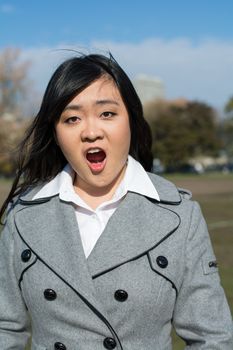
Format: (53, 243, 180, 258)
(147, 253, 178, 298)
(15, 230, 123, 350)
(19, 196, 57, 205)
(159, 199, 181, 205)
(146, 195, 182, 206)
(92, 206, 181, 280)
(18, 257, 38, 290)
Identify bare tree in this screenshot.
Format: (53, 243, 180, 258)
(0, 48, 32, 175)
(0, 47, 31, 117)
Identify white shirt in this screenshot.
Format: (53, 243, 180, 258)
(33, 156, 160, 257)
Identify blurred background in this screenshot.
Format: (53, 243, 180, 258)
(0, 1, 232, 349)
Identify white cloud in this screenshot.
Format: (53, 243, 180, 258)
(18, 38, 233, 112)
(92, 38, 233, 109)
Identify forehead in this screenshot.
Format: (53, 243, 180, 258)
(67, 77, 123, 106)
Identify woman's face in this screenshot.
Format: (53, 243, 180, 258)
(55, 76, 131, 195)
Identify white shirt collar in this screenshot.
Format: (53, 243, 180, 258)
(124, 156, 160, 200)
(33, 155, 160, 203)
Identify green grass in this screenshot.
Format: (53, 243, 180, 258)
(165, 172, 233, 180)
(1, 175, 232, 350)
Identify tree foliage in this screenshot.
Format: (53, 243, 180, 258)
(144, 99, 221, 170)
(224, 95, 233, 116)
(221, 96, 233, 157)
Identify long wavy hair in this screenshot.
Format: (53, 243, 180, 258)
(0, 53, 153, 219)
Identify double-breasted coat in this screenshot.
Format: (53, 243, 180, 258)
(0, 173, 232, 350)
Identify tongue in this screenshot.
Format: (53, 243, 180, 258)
(86, 150, 106, 163)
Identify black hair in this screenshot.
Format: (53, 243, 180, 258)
(0, 52, 152, 219)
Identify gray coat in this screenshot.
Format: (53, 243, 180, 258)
(0, 173, 232, 350)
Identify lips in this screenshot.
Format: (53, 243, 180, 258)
(85, 148, 106, 173)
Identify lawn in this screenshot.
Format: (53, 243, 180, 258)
(0, 173, 232, 350)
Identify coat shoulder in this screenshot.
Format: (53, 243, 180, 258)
(4, 183, 51, 220)
(147, 172, 192, 204)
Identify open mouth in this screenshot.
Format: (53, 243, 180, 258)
(86, 148, 106, 172)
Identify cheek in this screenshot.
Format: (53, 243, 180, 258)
(120, 121, 131, 150)
(54, 126, 64, 147)
(55, 129, 78, 157)
(55, 125, 71, 146)
(114, 116, 131, 139)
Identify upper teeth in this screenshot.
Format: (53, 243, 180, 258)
(87, 148, 101, 154)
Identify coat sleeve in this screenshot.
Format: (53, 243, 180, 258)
(0, 209, 31, 349)
(172, 201, 233, 349)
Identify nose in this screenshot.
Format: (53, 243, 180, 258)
(80, 119, 104, 142)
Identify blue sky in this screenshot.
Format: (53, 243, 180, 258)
(1, 0, 233, 111)
(1, 1, 233, 46)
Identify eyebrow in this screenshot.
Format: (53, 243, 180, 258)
(64, 99, 120, 111)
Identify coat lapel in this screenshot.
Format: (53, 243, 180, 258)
(14, 196, 103, 310)
(87, 191, 180, 277)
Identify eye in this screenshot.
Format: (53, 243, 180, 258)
(101, 111, 116, 118)
(65, 116, 81, 124)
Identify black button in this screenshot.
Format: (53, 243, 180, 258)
(156, 256, 168, 268)
(114, 289, 128, 302)
(54, 342, 66, 350)
(44, 289, 57, 301)
(21, 249, 31, 262)
(103, 337, 117, 349)
(209, 260, 218, 268)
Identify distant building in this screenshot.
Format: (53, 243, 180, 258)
(133, 74, 165, 104)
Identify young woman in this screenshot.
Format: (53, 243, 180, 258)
(0, 53, 232, 350)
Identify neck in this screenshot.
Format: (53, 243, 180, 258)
(74, 166, 127, 210)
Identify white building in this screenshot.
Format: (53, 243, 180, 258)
(133, 74, 165, 104)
